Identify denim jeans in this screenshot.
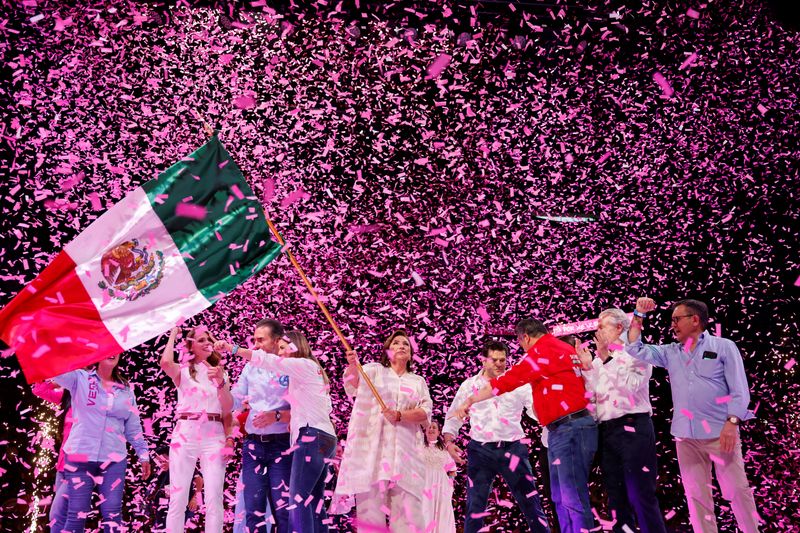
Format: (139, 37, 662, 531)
(58, 459, 127, 533)
(547, 414, 597, 533)
(599, 414, 667, 533)
(465, 439, 550, 533)
(289, 427, 337, 533)
(50, 471, 68, 532)
(242, 434, 292, 533)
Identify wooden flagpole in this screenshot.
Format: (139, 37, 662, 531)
(196, 115, 386, 410)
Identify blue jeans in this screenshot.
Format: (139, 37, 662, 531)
(289, 427, 337, 533)
(58, 459, 127, 533)
(50, 471, 68, 532)
(547, 414, 597, 533)
(599, 414, 667, 533)
(465, 440, 550, 533)
(242, 434, 292, 533)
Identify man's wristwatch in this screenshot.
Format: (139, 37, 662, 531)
(633, 310, 647, 319)
(275, 410, 282, 422)
(726, 415, 741, 425)
(231, 344, 240, 356)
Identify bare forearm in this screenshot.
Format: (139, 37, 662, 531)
(400, 408, 428, 423)
(628, 316, 643, 343)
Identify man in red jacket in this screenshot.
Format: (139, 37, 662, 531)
(454, 319, 597, 533)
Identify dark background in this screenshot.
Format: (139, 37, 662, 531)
(1, 0, 799, 531)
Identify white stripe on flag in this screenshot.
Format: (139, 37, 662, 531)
(65, 187, 211, 349)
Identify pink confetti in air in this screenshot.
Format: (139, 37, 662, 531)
(425, 53, 452, 80)
(716, 395, 732, 404)
(686, 8, 700, 18)
(679, 53, 698, 70)
(234, 95, 257, 110)
(175, 202, 207, 220)
(785, 358, 796, 370)
(701, 419, 712, 434)
(231, 184, 245, 200)
(653, 72, 674, 98)
(680, 408, 695, 420)
(508, 454, 520, 471)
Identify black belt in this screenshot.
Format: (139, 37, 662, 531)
(472, 439, 518, 448)
(177, 413, 222, 422)
(600, 412, 651, 429)
(247, 433, 290, 443)
(547, 408, 592, 431)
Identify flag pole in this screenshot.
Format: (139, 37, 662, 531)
(196, 115, 387, 410)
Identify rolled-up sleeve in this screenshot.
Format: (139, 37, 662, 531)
(442, 380, 469, 436)
(625, 340, 669, 368)
(231, 366, 249, 412)
(417, 378, 433, 425)
(722, 340, 753, 420)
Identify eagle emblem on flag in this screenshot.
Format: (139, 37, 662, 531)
(98, 239, 165, 301)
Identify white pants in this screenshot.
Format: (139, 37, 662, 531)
(167, 419, 226, 533)
(676, 437, 760, 533)
(355, 485, 424, 533)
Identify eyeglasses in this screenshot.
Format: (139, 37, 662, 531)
(670, 315, 695, 324)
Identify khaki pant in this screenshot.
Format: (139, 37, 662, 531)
(355, 484, 424, 532)
(675, 437, 760, 533)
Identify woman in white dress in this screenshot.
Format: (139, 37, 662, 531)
(421, 420, 457, 533)
(160, 326, 233, 533)
(332, 329, 433, 532)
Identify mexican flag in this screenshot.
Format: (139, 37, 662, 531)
(0, 135, 282, 383)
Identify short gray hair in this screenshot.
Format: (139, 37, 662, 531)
(599, 308, 630, 334)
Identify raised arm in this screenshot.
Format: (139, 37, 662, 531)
(625, 297, 669, 368)
(160, 328, 182, 385)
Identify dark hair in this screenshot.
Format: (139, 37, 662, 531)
(515, 319, 549, 339)
(255, 318, 285, 339)
(557, 334, 579, 348)
(482, 340, 509, 359)
(284, 330, 330, 386)
(185, 327, 222, 382)
(379, 329, 414, 372)
(424, 419, 445, 450)
(91, 358, 129, 386)
(673, 299, 709, 328)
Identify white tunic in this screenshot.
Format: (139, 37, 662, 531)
(421, 445, 457, 533)
(332, 362, 432, 513)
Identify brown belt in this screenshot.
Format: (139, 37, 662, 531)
(177, 413, 223, 422)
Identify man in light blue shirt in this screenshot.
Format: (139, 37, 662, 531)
(232, 318, 292, 533)
(626, 297, 760, 533)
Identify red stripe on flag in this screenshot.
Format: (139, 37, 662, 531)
(0, 251, 122, 383)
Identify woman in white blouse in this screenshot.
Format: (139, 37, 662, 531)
(216, 330, 338, 533)
(160, 326, 233, 533)
(332, 329, 433, 532)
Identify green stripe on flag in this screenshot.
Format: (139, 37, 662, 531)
(142, 135, 282, 301)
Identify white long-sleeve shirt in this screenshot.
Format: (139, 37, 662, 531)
(249, 350, 336, 446)
(582, 347, 653, 422)
(443, 371, 536, 443)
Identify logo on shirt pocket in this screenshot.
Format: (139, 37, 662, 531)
(279, 375, 289, 387)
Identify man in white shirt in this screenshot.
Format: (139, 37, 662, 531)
(444, 341, 550, 533)
(578, 308, 667, 533)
